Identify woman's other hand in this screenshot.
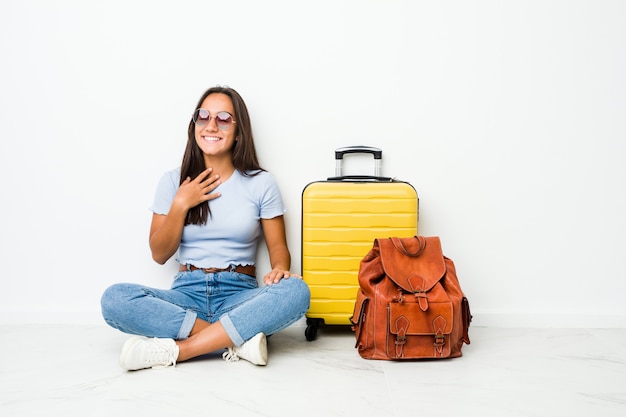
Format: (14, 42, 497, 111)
(263, 269, 302, 285)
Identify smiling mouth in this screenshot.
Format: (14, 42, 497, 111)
(202, 136, 221, 142)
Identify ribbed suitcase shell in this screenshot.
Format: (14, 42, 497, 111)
(302, 178, 418, 340)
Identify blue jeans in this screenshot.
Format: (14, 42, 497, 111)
(100, 268, 310, 346)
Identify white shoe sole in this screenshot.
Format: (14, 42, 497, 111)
(119, 336, 147, 370)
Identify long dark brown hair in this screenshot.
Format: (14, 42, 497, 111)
(181, 86, 264, 225)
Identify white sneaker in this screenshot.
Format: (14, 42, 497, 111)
(222, 332, 268, 366)
(119, 336, 179, 371)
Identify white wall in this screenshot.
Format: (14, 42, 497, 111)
(1, 0, 624, 327)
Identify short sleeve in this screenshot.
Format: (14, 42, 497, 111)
(150, 168, 180, 215)
(258, 172, 287, 219)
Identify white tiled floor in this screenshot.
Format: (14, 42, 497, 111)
(1, 323, 625, 416)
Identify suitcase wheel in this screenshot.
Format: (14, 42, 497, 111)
(305, 318, 324, 341)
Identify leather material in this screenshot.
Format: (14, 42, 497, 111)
(351, 236, 472, 360)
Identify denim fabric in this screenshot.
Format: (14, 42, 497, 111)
(101, 268, 310, 346)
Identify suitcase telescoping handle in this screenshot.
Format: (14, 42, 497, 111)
(331, 146, 391, 181)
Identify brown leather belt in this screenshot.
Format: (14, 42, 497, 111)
(180, 264, 256, 277)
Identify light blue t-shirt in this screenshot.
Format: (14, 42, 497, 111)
(150, 167, 286, 268)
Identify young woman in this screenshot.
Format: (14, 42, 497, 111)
(101, 86, 310, 370)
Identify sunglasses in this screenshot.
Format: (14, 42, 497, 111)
(192, 109, 236, 130)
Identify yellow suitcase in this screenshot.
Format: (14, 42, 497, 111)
(302, 146, 418, 340)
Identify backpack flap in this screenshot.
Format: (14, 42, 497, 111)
(378, 236, 446, 311)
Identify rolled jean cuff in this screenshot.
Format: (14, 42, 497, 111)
(220, 314, 244, 346)
(177, 309, 198, 340)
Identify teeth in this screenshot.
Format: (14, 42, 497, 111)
(203, 136, 220, 141)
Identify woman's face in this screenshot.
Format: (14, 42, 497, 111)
(194, 93, 237, 160)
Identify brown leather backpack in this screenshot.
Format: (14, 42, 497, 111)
(351, 236, 472, 360)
